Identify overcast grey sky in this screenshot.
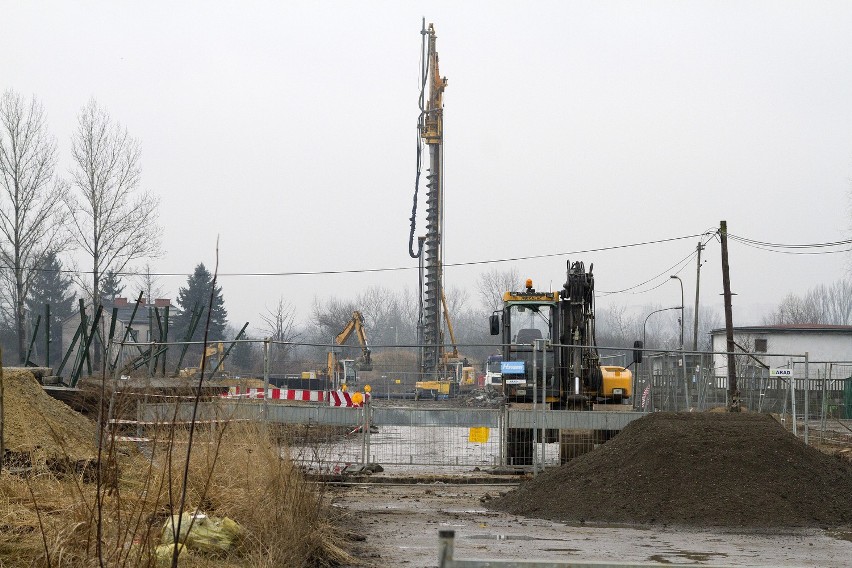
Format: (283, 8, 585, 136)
(3, 1, 851, 333)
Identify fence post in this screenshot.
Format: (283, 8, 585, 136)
(790, 359, 797, 437)
(541, 339, 548, 469)
(821, 363, 830, 435)
(500, 401, 507, 467)
(531, 339, 538, 476)
(804, 352, 809, 445)
(263, 338, 270, 423)
(438, 530, 455, 567)
(147, 341, 155, 379)
(365, 392, 372, 465)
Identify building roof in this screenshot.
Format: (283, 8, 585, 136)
(710, 324, 852, 335)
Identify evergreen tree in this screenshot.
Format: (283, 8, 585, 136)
(173, 263, 227, 343)
(99, 269, 125, 307)
(25, 252, 76, 365)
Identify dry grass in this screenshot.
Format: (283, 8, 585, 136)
(0, 387, 353, 567)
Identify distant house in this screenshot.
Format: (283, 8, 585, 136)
(60, 297, 173, 368)
(108, 297, 174, 342)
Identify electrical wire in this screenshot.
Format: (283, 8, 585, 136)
(597, 228, 717, 297)
(727, 233, 852, 255)
(0, 231, 715, 278)
(597, 249, 698, 296)
(727, 233, 852, 249)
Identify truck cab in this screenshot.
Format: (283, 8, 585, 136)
(484, 354, 504, 390)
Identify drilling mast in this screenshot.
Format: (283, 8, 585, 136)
(409, 20, 447, 377)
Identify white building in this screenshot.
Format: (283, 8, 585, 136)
(710, 324, 852, 377)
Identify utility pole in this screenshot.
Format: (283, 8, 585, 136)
(720, 220, 739, 412)
(693, 240, 704, 351)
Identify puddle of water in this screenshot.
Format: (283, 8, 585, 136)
(465, 534, 570, 542)
(648, 550, 729, 563)
(442, 509, 489, 514)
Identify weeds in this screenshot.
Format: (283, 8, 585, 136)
(0, 387, 350, 567)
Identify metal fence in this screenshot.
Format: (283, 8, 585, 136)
(132, 395, 648, 474)
(112, 339, 852, 475)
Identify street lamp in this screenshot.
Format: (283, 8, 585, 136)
(670, 274, 689, 410)
(669, 275, 684, 350)
(641, 306, 682, 412)
(643, 306, 683, 350)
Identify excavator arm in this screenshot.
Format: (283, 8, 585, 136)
(440, 292, 459, 363)
(353, 315, 372, 370)
(327, 311, 373, 379)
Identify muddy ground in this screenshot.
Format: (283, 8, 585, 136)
(332, 482, 852, 567)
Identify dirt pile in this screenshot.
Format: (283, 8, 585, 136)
(2, 369, 99, 463)
(491, 412, 852, 528)
(458, 387, 503, 408)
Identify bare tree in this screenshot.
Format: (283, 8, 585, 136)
(260, 296, 299, 367)
(133, 263, 164, 302)
(808, 280, 852, 325)
(67, 99, 161, 309)
(309, 295, 360, 343)
(477, 267, 521, 312)
(0, 90, 68, 363)
(596, 305, 637, 348)
(763, 279, 852, 326)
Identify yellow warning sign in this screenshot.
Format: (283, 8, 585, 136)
(468, 427, 489, 443)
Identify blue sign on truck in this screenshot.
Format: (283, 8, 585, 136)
(501, 361, 525, 374)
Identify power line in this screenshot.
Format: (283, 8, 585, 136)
(597, 230, 717, 296)
(0, 231, 711, 279)
(728, 235, 852, 255)
(727, 233, 852, 249)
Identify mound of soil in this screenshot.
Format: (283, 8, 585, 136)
(458, 387, 503, 408)
(3, 369, 99, 463)
(491, 412, 852, 528)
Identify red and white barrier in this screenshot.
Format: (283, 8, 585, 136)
(223, 386, 371, 407)
(225, 387, 326, 402)
(329, 390, 370, 408)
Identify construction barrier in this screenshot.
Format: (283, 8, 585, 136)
(223, 387, 371, 407)
(330, 390, 370, 407)
(225, 387, 327, 402)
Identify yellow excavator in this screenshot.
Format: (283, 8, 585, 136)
(179, 342, 226, 379)
(415, 292, 474, 398)
(326, 311, 372, 388)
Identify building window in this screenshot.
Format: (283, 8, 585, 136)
(754, 338, 767, 353)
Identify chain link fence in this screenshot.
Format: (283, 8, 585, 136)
(109, 339, 852, 474)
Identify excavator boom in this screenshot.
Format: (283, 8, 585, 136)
(326, 311, 372, 386)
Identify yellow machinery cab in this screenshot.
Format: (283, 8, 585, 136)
(599, 366, 632, 402)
